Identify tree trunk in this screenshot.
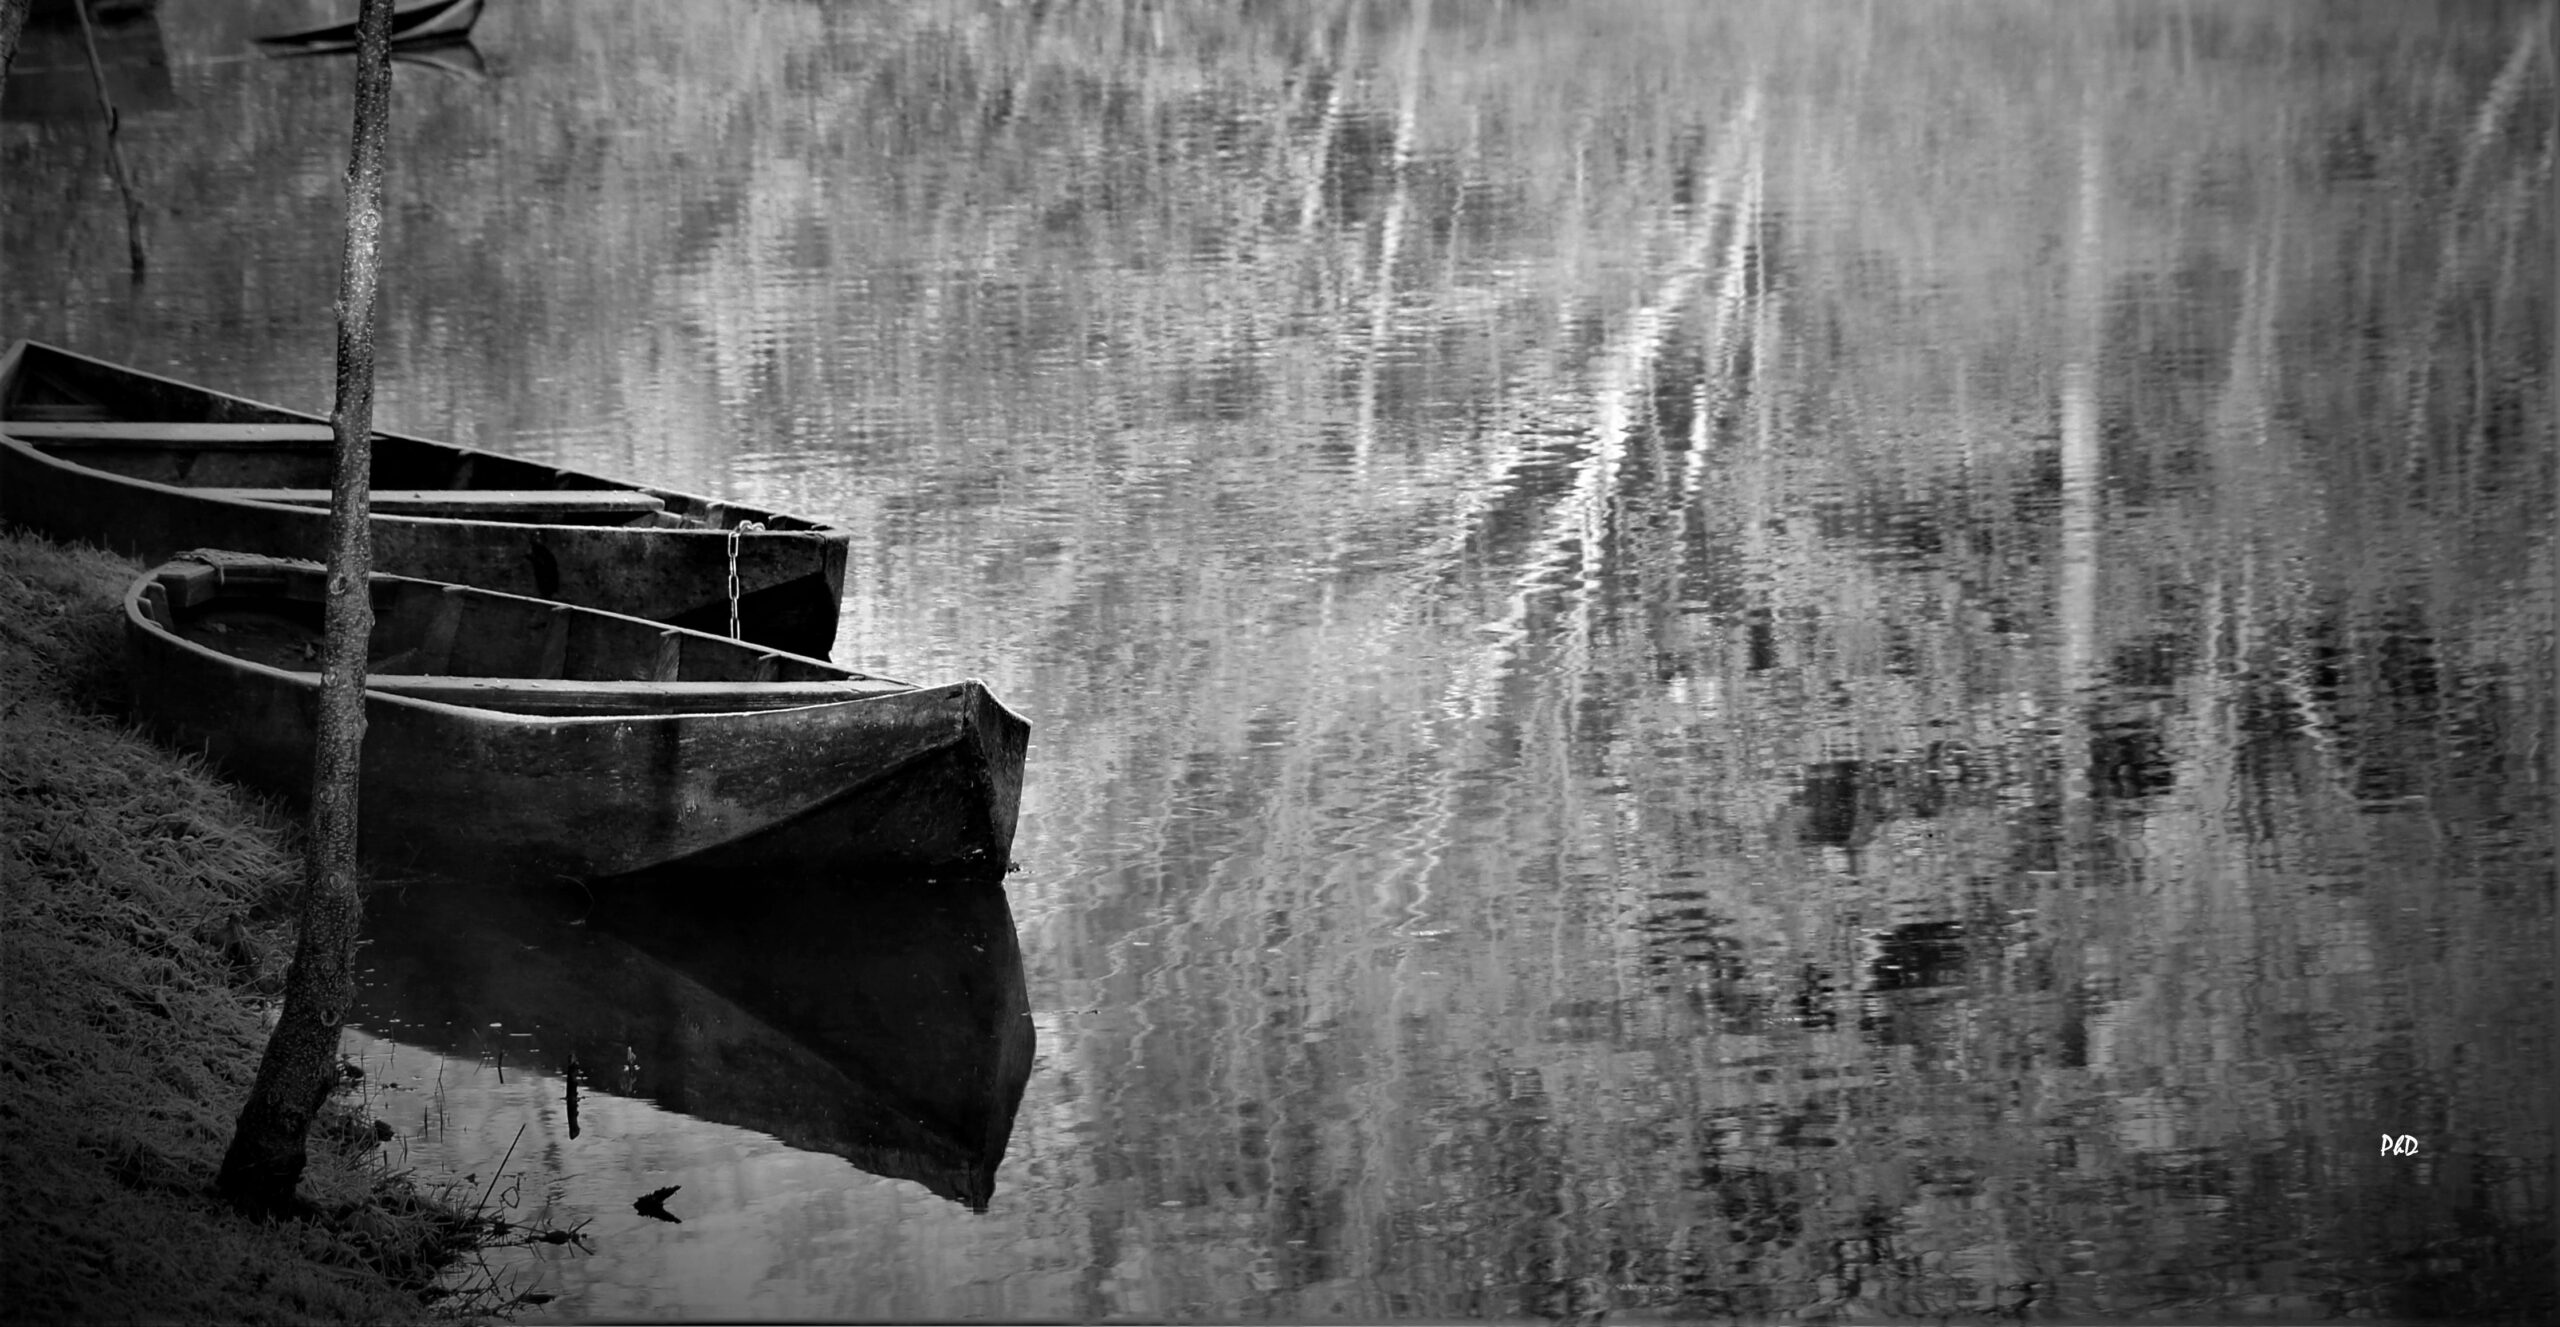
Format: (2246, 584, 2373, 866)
(217, 0, 399, 1217)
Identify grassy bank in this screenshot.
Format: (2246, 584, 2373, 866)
(0, 530, 482, 1324)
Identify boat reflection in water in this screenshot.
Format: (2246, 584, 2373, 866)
(0, 0, 177, 123)
(351, 863, 1033, 1211)
(385, 38, 488, 82)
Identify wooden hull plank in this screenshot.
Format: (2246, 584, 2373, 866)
(4, 420, 337, 442)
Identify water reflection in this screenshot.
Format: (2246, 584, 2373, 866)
(352, 867, 1032, 1213)
(1, 1, 177, 123)
(6, 0, 2553, 1320)
(256, 36, 489, 83)
(249, 0, 491, 82)
(383, 39, 486, 83)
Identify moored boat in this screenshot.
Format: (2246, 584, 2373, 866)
(123, 551, 1028, 879)
(1, 339, 849, 658)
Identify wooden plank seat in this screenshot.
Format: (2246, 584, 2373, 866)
(4, 421, 340, 445)
(184, 487, 667, 520)
(365, 674, 916, 717)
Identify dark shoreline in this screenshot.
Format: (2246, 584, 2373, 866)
(0, 528, 493, 1324)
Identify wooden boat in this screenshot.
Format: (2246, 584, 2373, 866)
(354, 868, 1034, 1211)
(253, 0, 484, 52)
(1, 340, 848, 658)
(124, 551, 1028, 879)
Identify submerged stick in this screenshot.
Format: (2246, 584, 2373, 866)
(473, 1123, 527, 1220)
(71, 0, 146, 278)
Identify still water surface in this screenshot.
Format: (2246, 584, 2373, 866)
(6, 1, 2554, 1320)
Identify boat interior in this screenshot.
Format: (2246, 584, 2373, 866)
(135, 556, 907, 714)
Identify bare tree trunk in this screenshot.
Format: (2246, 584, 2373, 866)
(217, 0, 398, 1217)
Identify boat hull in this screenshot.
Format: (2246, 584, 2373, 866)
(1, 340, 849, 658)
(122, 562, 1028, 879)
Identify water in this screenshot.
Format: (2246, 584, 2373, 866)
(5, 1, 2552, 1320)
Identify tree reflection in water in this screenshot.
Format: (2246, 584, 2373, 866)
(6, 0, 2549, 1320)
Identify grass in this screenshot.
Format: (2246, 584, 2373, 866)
(0, 529, 490, 1325)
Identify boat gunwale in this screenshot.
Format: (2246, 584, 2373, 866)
(123, 557, 930, 728)
(4, 435, 842, 539)
(0, 339, 848, 539)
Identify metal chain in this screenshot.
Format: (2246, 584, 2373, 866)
(725, 519, 767, 640)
